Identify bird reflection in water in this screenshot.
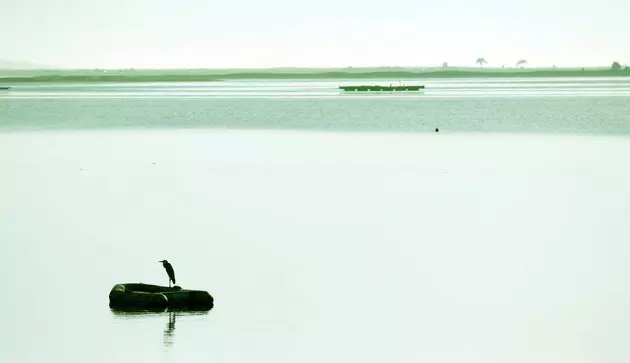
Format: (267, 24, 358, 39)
(163, 311, 176, 347)
(110, 308, 209, 349)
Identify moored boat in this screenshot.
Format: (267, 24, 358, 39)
(0, 86, 11, 90)
(109, 283, 213, 311)
(339, 85, 424, 92)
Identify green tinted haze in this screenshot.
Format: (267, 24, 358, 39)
(1, 0, 628, 68)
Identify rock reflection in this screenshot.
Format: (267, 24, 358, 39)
(110, 308, 209, 348)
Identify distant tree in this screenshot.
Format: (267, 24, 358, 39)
(476, 57, 487, 67)
(516, 59, 527, 68)
(611, 61, 622, 70)
(442, 61, 448, 68)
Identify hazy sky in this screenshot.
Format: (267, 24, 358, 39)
(1, 0, 628, 68)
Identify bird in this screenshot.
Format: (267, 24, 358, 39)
(159, 260, 176, 287)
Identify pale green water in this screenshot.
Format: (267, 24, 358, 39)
(1, 78, 629, 363)
(1, 78, 630, 133)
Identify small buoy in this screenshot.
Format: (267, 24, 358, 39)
(435, 128, 439, 132)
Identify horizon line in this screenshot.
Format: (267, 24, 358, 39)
(1, 65, 626, 71)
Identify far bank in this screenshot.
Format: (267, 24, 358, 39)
(1, 67, 629, 84)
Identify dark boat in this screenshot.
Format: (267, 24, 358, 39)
(339, 85, 424, 92)
(0, 86, 10, 91)
(109, 283, 213, 311)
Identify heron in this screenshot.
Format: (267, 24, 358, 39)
(159, 260, 176, 287)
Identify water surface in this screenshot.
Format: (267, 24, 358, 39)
(1, 77, 629, 134)
(1, 78, 629, 363)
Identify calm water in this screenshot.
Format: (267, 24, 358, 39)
(1, 78, 630, 363)
(1, 77, 630, 133)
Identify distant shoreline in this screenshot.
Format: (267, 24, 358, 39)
(1, 68, 629, 83)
